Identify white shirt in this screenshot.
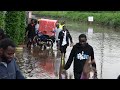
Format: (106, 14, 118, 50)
(62, 31, 67, 46)
(35, 24, 39, 34)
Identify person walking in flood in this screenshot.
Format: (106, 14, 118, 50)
(58, 26, 73, 79)
(63, 34, 97, 79)
(25, 19, 36, 48)
(58, 25, 73, 58)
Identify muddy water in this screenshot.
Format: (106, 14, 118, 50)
(16, 21, 120, 79)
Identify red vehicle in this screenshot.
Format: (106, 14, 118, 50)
(39, 19, 58, 37)
(35, 19, 58, 50)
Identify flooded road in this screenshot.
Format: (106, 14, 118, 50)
(16, 21, 120, 79)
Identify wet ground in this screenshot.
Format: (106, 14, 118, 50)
(16, 20, 120, 79)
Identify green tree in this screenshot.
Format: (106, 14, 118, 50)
(5, 11, 21, 45)
(0, 11, 5, 29)
(19, 11, 26, 44)
(5, 11, 26, 45)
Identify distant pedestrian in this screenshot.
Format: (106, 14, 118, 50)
(58, 26, 73, 57)
(25, 19, 36, 48)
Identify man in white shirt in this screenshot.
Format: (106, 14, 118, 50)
(58, 26, 73, 57)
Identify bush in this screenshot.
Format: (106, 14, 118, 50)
(19, 11, 26, 44)
(5, 11, 26, 46)
(0, 11, 5, 29)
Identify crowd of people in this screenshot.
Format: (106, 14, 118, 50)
(53, 20, 98, 79)
(0, 17, 99, 79)
(5, 17, 120, 79)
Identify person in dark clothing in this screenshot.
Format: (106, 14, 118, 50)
(0, 38, 25, 79)
(58, 26, 73, 79)
(63, 34, 97, 79)
(58, 26, 73, 57)
(25, 19, 36, 48)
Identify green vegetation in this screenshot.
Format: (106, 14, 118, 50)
(19, 11, 26, 44)
(0, 11, 5, 29)
(5, 11, 26, 45)
(33, 11, 120, 29)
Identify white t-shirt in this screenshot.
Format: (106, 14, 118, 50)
(35, 24, 39, 34)
(62, 31, 67, 46)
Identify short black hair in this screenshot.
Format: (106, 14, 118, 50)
(31, 19, 34, 22)
(79, 34, 87, 39)
(0, 38, 16, 50)
(63, 25, 66, 29)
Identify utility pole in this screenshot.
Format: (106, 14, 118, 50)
(26, 11, 32, 25)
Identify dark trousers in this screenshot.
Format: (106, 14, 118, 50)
(74, 72, 82, 79)
(60, 44, 68, 54)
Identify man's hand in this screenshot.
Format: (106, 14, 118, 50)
(92, 67, 98, 79)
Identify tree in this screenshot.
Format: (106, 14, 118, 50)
(5, 11, 21, 45)
(5, 11, 26, 45)
(0, 11, 5, 29)
(19, 11, 26, 44)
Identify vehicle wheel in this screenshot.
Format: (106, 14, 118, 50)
(46, 39, 53, 49)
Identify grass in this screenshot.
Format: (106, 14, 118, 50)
(33, 11, 120, 29)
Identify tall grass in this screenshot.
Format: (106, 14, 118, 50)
(33, 11, 120, 29)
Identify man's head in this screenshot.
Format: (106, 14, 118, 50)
(0, 38, 16, 63)
(63, 26, 66, 31)
(31, 19, 35, 24)
(79, 34, 87, 47)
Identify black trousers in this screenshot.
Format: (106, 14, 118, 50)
(74, 72, 82, 79)
(60, 44, 68, 54)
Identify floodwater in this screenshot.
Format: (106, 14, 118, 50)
(16, 21, 120, 79)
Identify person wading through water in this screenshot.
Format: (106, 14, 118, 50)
(63, 34, 97, 79)
(58, 25, 73, 79)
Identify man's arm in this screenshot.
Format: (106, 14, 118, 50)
(91, 47, 96, 69)
(58, 31, 62, 39)
(64, 46, 75, 70)
(90, 47, 98, 78)
(67, 30, 73, 44)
